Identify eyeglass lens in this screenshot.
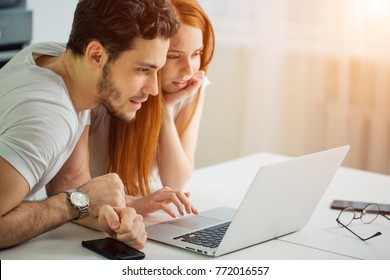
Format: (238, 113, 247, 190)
(337, 203, 379, 226)
(361, 203, 379, 223)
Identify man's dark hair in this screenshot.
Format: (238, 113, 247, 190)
(66, 0, 179, 61)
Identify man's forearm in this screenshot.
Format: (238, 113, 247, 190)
(0, 192, 78, 249)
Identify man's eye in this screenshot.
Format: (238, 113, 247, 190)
(139, 68, 149, 73)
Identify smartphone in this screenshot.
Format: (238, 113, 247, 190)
(331, 199, 390, 215)
(82, 237, 145, 260)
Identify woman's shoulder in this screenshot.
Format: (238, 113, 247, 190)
(202, 76, 210, 88)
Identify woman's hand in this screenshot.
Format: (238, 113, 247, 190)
(162, 70, 205, 113)
(128, 187, 199, 218)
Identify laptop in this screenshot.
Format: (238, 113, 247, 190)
(146, 145, 350, 257)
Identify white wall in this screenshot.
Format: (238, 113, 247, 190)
(26, 0, 78, 43)
(25, 0, 390, 174)
(195, 0, 390, 175)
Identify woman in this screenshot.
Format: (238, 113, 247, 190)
(89, 0, 215, 217)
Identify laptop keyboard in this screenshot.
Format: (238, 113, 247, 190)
(173, 222, 231, 248)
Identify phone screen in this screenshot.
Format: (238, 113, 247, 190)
(82, 237, 145, 260)
(331, 199, 390, 215)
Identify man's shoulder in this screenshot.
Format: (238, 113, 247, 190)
(24, 42, 66, 55)
(0, 42, 66, 76)
(3, 42, 66, 68)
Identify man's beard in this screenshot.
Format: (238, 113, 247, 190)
(97, 63, 134, 123)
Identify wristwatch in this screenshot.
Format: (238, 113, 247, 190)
(66, 188, 89, 220)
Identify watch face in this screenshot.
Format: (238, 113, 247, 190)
(70, 191, 89, 207)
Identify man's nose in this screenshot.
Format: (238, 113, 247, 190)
(143, 76, 159, 96)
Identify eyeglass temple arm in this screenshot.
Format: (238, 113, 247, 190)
(336, 218, 382, 241)
(381, 214, 390, 221)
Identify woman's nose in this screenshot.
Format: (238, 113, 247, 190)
(180, 58, 194, 79)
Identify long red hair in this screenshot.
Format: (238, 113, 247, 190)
(109, 0, 215, 196)
(170, 0, 215, 135)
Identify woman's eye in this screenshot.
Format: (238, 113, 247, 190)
(167, 54, 180, 60)
(193, 50, 203, 57)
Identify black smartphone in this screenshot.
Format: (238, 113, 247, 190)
(331, 199, 390, 215)
(82, 237, 145, 260)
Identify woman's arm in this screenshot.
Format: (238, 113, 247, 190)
(157, 73, 206, 190)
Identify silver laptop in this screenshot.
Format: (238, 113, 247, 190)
(146, 145, 350, 257)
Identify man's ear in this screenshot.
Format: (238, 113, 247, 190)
(85, 40, 107, 67)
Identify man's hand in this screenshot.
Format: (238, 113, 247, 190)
(98, 205, 147, 250)
(79, 173, 126, 217)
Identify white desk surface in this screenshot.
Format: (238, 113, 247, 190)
(279, 167, 390, 259)
(1, 152, 389, 260)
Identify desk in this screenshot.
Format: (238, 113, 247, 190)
(1, 152, 388, 260)
(279, 167, 390, 259)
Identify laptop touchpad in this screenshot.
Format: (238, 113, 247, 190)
(163, 215, 221, 230)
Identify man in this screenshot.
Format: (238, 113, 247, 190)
(0, 0, 179, 250)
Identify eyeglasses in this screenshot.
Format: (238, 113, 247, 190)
(336, 203, 390, 241)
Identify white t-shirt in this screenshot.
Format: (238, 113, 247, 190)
(0, 42, 90, 199)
